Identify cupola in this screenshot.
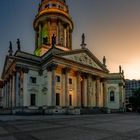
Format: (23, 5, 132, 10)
(33, 0, 74, 56)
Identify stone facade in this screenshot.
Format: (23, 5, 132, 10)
(1, 0, 125, 113)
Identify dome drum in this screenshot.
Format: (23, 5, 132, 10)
(34, 0, 73, 56)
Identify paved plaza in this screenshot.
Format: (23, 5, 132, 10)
(0, 113, 140, 140)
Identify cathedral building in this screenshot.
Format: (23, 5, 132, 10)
(1, 0, 125, 113)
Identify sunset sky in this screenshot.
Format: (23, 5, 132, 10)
(0, 0, 140, 79)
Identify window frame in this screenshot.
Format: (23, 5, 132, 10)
(30, 77, 36, 84)
(110, 90, 115, 102)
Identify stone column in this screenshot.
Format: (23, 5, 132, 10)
(119, 83, 123, 108)
(61, 69, 65, 106)
(9, 75, 13, 109)
(62, 67, 71, 107)
(87, 74, 90, 107)
(22, 68, 29, 107)
(39, 23, 42, 46)
(7, 79, 10, 108)
(69, 30, 72, 49)
(58, 21, 61, 45)
(47, 63, 58, 107)
(77, 72, 81, 107)
(82, 73, 87, 107)
(48, 20, 51, 44)
(5, 82, 8, 108)
(96, 77, 100, 107)
(15, 71, 20, 107)
(102, 79, 107, 108)
(12, 73, 16, 108)
(35, 32, 38, 49)
(66, 25, 69, 47)
(19, 71, 24, 107)
(3, 82, 7, 108)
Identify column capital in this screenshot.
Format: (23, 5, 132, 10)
(15, 66, 22, 72)
(62, 67, 71, 74)
(38, 69, 43, 76)
(75, 71, 82, 76)
(46, 63, 58, 71)
(101, 78, 107, 83)
(22, 67, 29, 73)
(81, 72, 88, 79)
(94, 76, 101, 80)
(119, 83, 123, 86)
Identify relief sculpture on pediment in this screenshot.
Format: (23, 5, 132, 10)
(70, 53, 98, 68)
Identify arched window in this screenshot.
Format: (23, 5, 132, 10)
(45, 4, 50, 9)
(110, 90, 115, 102)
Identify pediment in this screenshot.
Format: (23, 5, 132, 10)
(63, 53, 102, 70)
(1, 56, 15, 78)
(5, 58, 14, 72)
(59, 49, 108, 72)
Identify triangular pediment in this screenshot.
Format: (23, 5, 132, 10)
(1, 55, 15, 79)
(58, 48, 109, 72)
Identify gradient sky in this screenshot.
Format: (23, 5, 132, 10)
(0, 0, 140, 80)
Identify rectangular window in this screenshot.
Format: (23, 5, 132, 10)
(56, 93, 60, 106)
(56, 76, 60, 82)
(30, 77, 36, 84)
(110, 91, 115, 102)
(31, 94, 36, 106)
(69, 78, 72, 84)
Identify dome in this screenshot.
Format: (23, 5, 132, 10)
(34, 0, 73, 56)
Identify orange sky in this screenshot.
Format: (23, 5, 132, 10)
(69, 0, 140, 79)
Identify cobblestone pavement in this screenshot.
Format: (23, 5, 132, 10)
(0, 113, 140, 140)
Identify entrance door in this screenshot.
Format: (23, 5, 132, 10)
(69, 94, 72, 106)
(31, 94, 36, 106)
(56, 93, 60, 106)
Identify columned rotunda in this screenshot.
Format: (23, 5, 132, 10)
(1, 0, 125, 114)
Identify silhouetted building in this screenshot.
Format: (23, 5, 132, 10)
(125, 79, 140, 104)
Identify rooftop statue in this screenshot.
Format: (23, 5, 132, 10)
(8, 41, 13, 56)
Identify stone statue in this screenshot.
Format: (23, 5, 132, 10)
(52, 34, 56, 48)
(17, 39, 21, 51)
(81, 33, 86, 49)
(119, 65, 122, 73)
(103, 56, 106, 66)
(82, 33, 85, 44)
(122, 70, 124, 76)
(8, 41, 13, 56)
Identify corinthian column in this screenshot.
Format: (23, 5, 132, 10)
(47, 63, 58, 107)
(102, 79, 107, 108)
(12, 73, 16, 108)
(96, 77, 100, 107)
(52, 64, 58, 107)
(39, 23, 42, 46)
(87, 74, 90, 107)
(62, 67, 71, 107)
(77, 72, 81, 107)
(15, 72, 20, 107)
